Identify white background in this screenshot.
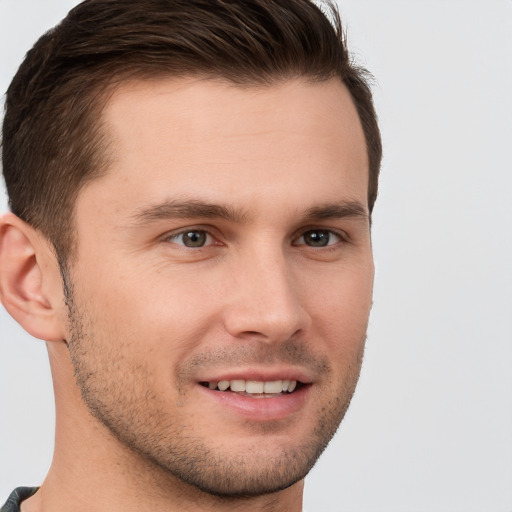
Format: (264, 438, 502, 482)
(1, 1, 511, 511)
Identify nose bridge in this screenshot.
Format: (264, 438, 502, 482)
(224, 240, 310, 342)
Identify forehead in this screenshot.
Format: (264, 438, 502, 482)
(79, 77, 368, 219)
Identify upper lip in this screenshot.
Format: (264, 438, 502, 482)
(197, 367, 314, 384)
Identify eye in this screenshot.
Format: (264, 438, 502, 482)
(166, 230, 213, 248)
(295, 229, 342, 247)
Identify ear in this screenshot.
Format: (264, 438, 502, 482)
(0, 212, 67, 342)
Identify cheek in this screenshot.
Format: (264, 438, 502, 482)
(307, 260, 373, 325)
(303, 260, 373, 362)
(73, 260, 224, 366)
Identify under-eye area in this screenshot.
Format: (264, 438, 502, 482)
(200, 379, 307, 397)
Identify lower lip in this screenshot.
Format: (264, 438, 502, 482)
(198, 384, 311, 422)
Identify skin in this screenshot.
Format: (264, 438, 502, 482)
(0, 77, 373, 512)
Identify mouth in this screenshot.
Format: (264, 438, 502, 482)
(199, 379, 305, 397)
(196, 370, 313, 421)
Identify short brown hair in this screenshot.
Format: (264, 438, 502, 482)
(2, 0, 382, 261)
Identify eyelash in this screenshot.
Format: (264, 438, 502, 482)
(293, 229, 345, 248)
(163, 229, 217, 248)
(162, 227, 348, 249)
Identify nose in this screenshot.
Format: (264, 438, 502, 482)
(222, 244, 311, 343)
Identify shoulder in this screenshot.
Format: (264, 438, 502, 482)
(1, 488, 38, 512)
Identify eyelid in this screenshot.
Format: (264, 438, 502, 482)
(159, 224, 349, 248)
(292, 227, 348, 247)
(161, 226, 220, 248)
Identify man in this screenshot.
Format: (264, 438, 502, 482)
(0, 0, 381, 510)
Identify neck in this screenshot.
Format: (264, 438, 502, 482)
(24, 455, 304, 512)
(25, 471, 304, 512)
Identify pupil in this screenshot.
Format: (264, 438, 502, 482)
(305, 230, 329, 247)
(183, 231, 206, 247)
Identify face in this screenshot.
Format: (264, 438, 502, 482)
(65, 77, 373, 497)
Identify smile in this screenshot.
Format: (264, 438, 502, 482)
(200, 379, 299, 396)
(198, 377, 310, 421)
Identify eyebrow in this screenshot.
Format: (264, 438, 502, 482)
(302, 202, 369, 222)
(129, 199, 248, 225)
(128, 198, 369, 226)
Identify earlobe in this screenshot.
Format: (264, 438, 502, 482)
(0, 213, 67, 342)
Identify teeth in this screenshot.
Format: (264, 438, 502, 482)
(246, 380, 264, 393)
(230, 380, 246, 392)
(207, 379, 298, 394)
(264, 381, 283, 393)
(218, 380, 230, 391)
